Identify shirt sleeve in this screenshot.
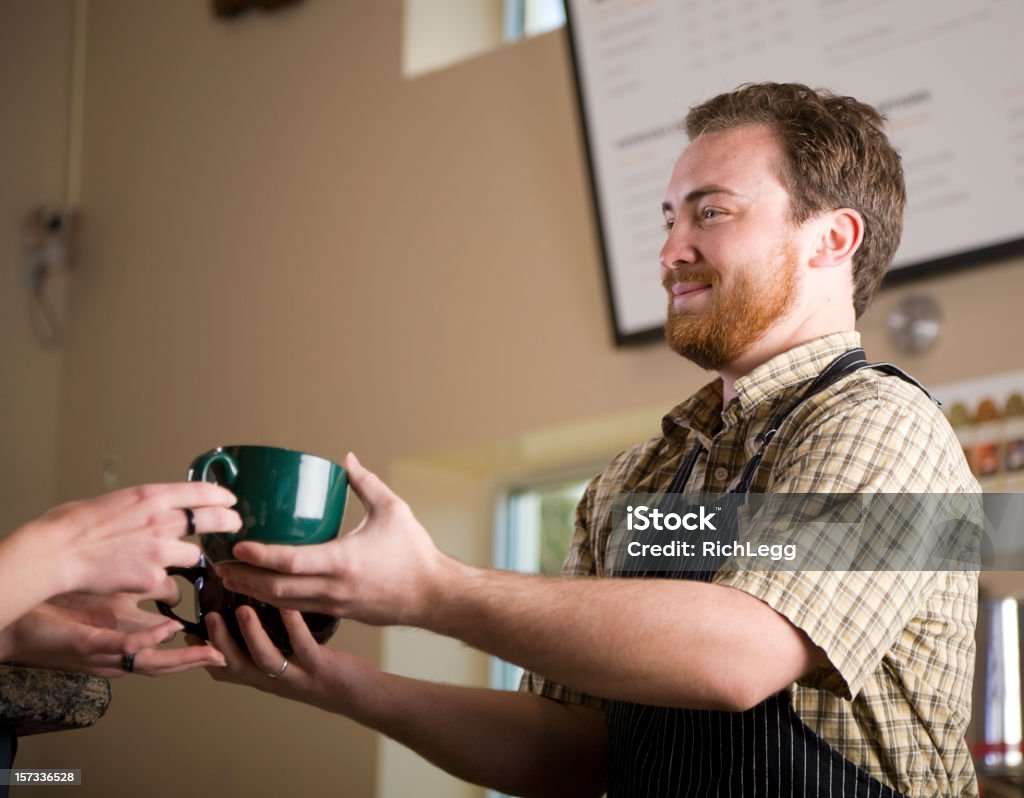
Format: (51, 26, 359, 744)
(713, 376, 980, 701)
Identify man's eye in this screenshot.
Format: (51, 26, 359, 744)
(701, 208, 721, 220)
(662, 220, 674, 232)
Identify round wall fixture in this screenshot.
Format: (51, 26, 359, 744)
(887, 294, 942, 355)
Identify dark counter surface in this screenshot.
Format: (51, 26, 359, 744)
(0, 665, 110, 736)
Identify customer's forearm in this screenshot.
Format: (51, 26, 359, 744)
(0, 526, 65, 648)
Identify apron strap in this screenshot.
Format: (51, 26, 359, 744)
(734, 349, 934, 493)
(664, 439, 705, 495)
(665, 348, 936, 496)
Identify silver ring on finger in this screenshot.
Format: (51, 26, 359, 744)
(266, 657, 289, 678)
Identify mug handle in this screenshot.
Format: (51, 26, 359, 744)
(155, 564, 207, 638)
(187, 449, 240, 487)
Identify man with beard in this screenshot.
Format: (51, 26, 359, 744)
(200, 84, 979, 798)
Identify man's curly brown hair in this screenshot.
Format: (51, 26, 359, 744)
(685, 83, 905, 317)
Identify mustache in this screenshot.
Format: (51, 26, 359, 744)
(663, 271, 718, 290)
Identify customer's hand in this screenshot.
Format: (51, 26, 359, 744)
(216, 454, 452, 627)
(49, 574, 184, 633)
(13, 481, 241, 600)
(0, 598, 226, 678)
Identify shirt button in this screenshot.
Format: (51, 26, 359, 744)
(713, 467, 729, 482)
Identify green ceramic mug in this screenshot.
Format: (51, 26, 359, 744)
(187, 444, 349, 564)
(156, 445, 348, 652)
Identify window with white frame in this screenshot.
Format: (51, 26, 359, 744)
(503, 0, 566, 40)
(404, 0, 566, 77)
(490, 474, 588, 693)
(485, 472, 589, 798)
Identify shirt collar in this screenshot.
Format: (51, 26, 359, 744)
(732, 331, 862, 413)
(661, 331, 862, 445)
(661, 377, 723, 445)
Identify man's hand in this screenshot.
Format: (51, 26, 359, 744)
(216, 453, 453, 627)
(212, 455, 822, 712)
(197, 606, 375, 716)
(197, 607, 607, 798)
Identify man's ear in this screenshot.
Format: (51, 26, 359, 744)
(809, 208, 864, 269)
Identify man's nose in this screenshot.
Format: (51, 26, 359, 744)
(659, 224, 698, 275)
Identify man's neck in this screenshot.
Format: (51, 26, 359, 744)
(717, 323, 855, 406)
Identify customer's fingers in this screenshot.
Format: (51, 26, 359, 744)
(132, 644, 227, 677)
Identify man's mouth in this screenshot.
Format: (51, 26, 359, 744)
(666, 280, 713, 313)
(670, 282, 711, 297)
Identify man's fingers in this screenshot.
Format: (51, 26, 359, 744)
(215, 562, 265, 588)
(219, 570, 340, 614)
(229, 542, 323, 574)
(280, 609, 321, 662)
(236, 606, 291, 679)
(343, 452, 395, 510)
(203, 612, 258, 678)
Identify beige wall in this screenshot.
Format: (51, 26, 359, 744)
(0, 0, 71, 535)
(4, 0, 1024, 796)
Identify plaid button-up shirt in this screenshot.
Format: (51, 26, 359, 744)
(522, 332, 980, 798)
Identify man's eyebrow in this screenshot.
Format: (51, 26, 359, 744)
(661, 185, 746, 214)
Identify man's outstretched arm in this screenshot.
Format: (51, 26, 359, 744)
(204, 606, 607, 798)
(217, 454, 824, 712)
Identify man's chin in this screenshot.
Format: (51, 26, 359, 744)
(668, 346, 726, 372)
(664, 321, 725, 371)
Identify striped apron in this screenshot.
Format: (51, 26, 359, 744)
(606, 349, 927, 797)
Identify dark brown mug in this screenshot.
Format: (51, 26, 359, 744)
(156, 554, 339, 654)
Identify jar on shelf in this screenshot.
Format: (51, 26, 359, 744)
(1004, 393, 1024, 473)
(974, 398, 1003, 478)
(947, 402, 976, 475)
